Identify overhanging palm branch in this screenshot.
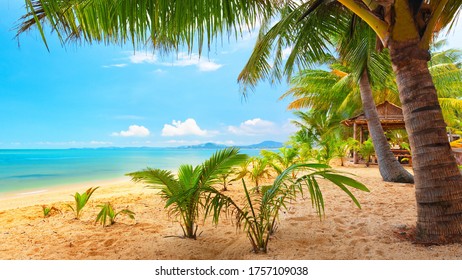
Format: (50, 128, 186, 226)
(17, 0, 276, 52)
(238, 1, 350, 92)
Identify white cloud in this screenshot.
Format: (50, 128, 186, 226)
(129, 53, 158, 64)
(228, 118, 277, 136)
(161, 118, 209, 136)
(89, 141, 113, 145)
(125, 52, 222, 72)
(103, 63, 127, 68)
(162, 53, 223, 72)
(112, 125, 150, 137)
(35, 141, 113, 147)
(166, 139, 202, 145)
(215, 140, 235, 146)
(282, 119, 298, 134)
(198, 61, 223, 72)
(153, 69, 167, 74)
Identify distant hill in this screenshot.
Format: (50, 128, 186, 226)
(177, 141, 283, 149)
(241, 141, 283, 149)
(177, 142, 227, 149)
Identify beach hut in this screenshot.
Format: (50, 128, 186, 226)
(341, 101, 411, 164)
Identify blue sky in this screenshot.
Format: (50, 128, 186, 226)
(0, 1, 299, 149)
(1, 1, 461, 149)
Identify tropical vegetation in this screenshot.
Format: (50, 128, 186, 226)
(126, 147, 248, 239)
(237, 0, 462, 244)
(232, 156, 272, 193)
(15, 0, 462, 244)
(209, 162, 369, 253)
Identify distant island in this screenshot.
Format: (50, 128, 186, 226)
(177, 141, 283, 149)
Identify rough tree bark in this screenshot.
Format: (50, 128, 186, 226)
(389, 40, 462, 244)
(358, 69, 414, 183)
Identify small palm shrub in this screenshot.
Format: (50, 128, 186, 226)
(205, 163, 369, 253)
(359, 138, 375, 167)
(95, 202, 135, 227)
(217, 171, 235, 191)
(232, 157, 272, 192)
(42, 205, 61, 218)
(333, 138, 359, 166)
(66, 187, 99, 219)
(127, 147, 248, 239)
(261, 147, 300, 178)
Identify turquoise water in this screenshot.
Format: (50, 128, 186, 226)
(0, 148, 261, 194)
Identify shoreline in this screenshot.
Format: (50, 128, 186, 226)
(0, 176, 133, 211)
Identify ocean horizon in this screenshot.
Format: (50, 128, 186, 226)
(0, 147, 262, 195)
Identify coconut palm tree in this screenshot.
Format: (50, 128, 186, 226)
(16, 0, 462, 244)
(284, 58, 414, 182)
(281, 39, 462, 175)
(238, 1, 462, 244)
(126, 147, 247, 239)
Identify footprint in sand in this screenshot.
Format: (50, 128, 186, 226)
(103, 239, 116, 247)
(287, 216, 309, 222)
(333, 217, 346, 225)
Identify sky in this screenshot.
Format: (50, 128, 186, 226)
(1, 1, 462, 149)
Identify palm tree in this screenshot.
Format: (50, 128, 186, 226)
(238, 1, 462, 244)
(284, 39, 462, 175)
(16, 0, 462, 243)
(283, 56, 414, 182)
(126, 147, 247, 239)
(338, 20, 414, 183)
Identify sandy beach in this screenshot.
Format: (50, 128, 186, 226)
(0, 164, 461, 260)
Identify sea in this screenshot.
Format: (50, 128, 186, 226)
(0, 148, 262, 195)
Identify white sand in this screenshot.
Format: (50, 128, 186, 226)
(0, 164, 461, 260)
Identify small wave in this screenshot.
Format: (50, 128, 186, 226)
(16, 189, 48, 196)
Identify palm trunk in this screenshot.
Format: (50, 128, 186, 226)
(389, 40, 462, 244)
(359, 70, 414, 183)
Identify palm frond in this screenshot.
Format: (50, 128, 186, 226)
(18, 0, 276, 54)
(200, 147, 248, 186)
(126, 168, 178, 191)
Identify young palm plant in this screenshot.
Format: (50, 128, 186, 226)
(205, 163, 369, 253)
(66, 187, 99, 220)
(232, 157, 272, 193)
(261, 147, 300, 178)
(95, 202, 135, 227)
(359, 139, 375, 167)
(126, 147, 248, 239)
(41, 205, 61, 218)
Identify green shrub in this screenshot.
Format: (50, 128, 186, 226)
(359, 138, 375, 167)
